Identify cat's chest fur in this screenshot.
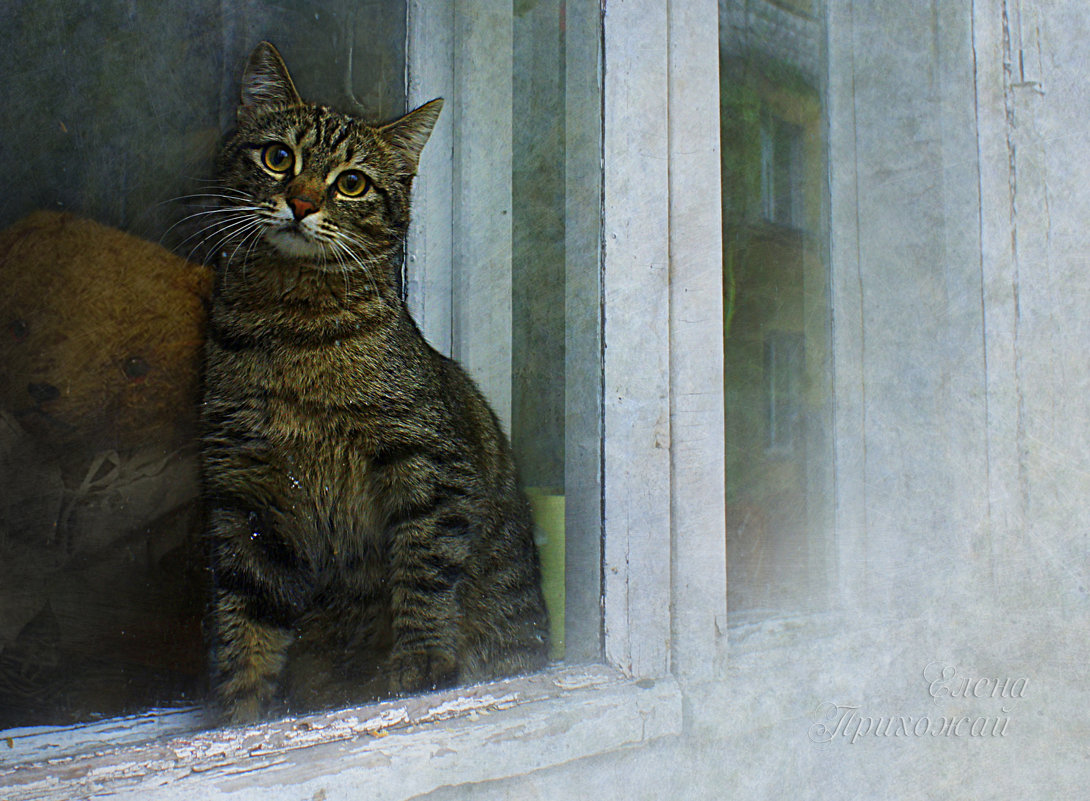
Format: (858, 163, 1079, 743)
(205, 274, 424, 550)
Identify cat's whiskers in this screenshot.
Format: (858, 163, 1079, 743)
(177, 215, 250, 265)
(185, 210, 260, 254)
(162, 204, 265, 245)
(328, 239, 354, 305)
(172, 202, 262, 250)
(311, 226, 354, 300)
(314, 243, 349, 307)
(183, 176, 251, 187)
(331, 227, 387, 264)
(154, 187, 256, 215)
(157, 186, 259, 240)
(214, 220, 266, 292)
(188, 214, 267, 273)
(341, 240, 383, 300)
(240, 221, 269, 279)
(330, 229, 388, 299)
(176, 189, 256, 203)
(326, 236, 374, 300)
(226, 220, 269, 282)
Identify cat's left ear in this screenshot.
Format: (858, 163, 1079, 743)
(239, 41, 302, 118)
(379, 99, 444, 173)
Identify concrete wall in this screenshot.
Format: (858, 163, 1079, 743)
(828, 0, 1090, 619)
(977, 0, 1090, 614)
(829, 0, 991, 614)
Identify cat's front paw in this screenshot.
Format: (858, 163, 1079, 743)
(222, 695, 266, 726)
(387, 648, 458, 696)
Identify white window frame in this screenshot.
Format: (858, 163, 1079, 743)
(0, 2, 725, 797)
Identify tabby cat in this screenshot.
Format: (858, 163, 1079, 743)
(200, 42, 548, 724)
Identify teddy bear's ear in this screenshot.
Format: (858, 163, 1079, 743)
(239, 42, 302, 119)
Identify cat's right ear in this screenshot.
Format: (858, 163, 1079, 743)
(379, 98, 444, 173)
(238, 42, 302, 118)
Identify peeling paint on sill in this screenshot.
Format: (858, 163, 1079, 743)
(0, 665, 683, 801)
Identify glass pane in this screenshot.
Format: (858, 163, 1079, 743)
(406, 0, 603, 666)
(0, 1, 406, 728)
(0, 0, 602, 732)
(719, 0, 833, 623)
(512, 0, 602, 665)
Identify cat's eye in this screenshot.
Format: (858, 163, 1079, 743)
(261, 143, 294, 174)
(9, 319, 28, 342)
(336, 170, 369, 197)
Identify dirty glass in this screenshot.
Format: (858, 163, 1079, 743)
(720, 0, 833, 623)
(0, 0, 406, 730)
(511, 0, 602, 665)
(0, 0, 600, 731)
(405, 0, 602, 667)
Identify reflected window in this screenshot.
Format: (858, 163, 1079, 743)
(760, 115, 804, 228)
(720, 0, 832, 623)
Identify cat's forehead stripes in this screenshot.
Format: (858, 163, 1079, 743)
(268, 109, 385, 178)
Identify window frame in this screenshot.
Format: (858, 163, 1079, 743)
(0, 1, 726, 796)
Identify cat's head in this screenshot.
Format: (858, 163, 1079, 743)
(213, 42, 441, 267)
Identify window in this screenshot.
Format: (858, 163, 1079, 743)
(720, 0, 832, 624)
(765, 330, 805, 453)
(2, 1, 725, 797)
(0, 0, 605, 733)
(0, 0, 410, 731)
(760, 115, 804, 228)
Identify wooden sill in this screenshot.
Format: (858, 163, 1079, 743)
(0, 665, 682, 800)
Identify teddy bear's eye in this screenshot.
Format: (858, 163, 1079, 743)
(123, 356, 150, 380)
(9, 319, 28, 342)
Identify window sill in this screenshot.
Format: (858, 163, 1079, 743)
(0, 665, 682, 801)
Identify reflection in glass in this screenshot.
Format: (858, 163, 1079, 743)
(720, 0, 832, 623)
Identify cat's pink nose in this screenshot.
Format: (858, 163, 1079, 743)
(288, 195, 320, 220)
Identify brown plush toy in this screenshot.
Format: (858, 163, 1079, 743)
(0, 211, 213, 727)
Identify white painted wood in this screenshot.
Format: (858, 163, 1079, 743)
(405, 0, 514, 430)
(0, 4, 756, 797)
(825, 0, 868, 611)
(451, 0, 514, 431)
(666, 0, 728, 678)
(973, 0, 1090, 606)
(405, 0, 455, 357)
(932, 0, 992, 592)
(975, 0, 1027, 589)
(0, 708, 205, 766)
(562, 0, 604, 665)
(601, 0, 673, 678)
(0, 667, 682, 801)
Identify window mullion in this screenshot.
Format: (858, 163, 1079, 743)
(601, 0, 673, 679)
(405, 0, 455, 357)
(667, 0, 728, 679)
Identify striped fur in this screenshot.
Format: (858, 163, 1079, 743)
(201, 43, 547, 723)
